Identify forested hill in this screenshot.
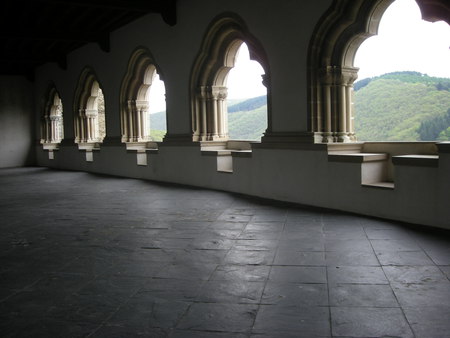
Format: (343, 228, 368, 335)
(354, 72, 450, 141)
(150, 72, 450, 142)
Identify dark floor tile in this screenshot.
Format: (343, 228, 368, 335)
(325, 239, 373, 252)
(233, 239, 278, 251)
(327, 266, 388, 284)
(238, 230, 281, 240)
(245, 222, 284, 231)
(91, 325, 168, 337)
(140, 278, 203, 301)
(325, 251, 379, 266)
(155, 263, 218, 280)
(195, 280, 265, 304)
(331, 307, 413, 337)
(211, 265, 270, 282)
(262, 282, 328, 306)
(253, 305, 330, 336)
(173, 248, 228, 264)
(105, 295, 190, 331)
(329, 283, 398, 307)
(269, 266, 327, 283)
(274, 251, 325, 266)
(2, 316, 100, 338)
(440, 265, 450, 280)
(391, 281, 450, 307)
(365, 228, 412, 239)
(424, 248, 450, 265)
(224, 249, 275, 265)
(403, 306, 450, 338)
(383, 265, 448, 284)
(176, 303, 257, 333)
(278, 238, 325, 251)
(172, 330, 248, 337)
(377, 250, 435, 266)
(371, 239, 422, 252)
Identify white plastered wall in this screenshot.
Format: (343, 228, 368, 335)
(34, 0, 450, 230)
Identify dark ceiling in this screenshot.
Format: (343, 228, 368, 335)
(0, 0, 448, 82)
(0, 0, 177, 80)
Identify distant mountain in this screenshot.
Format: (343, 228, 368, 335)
(228, 95, 266, 113)
(354, 72, 450, 141)
(148, 74, 450, 143)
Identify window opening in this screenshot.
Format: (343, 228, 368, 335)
(353, 0, 450, 141)
(226, 42, 267, 140)
(147, 73, 166, 142)
(41, 87, 64, 145)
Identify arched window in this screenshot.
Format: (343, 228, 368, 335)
(41, 85, 64, 146)
(227, 42, 267, 140)
(190, 14, 271, 142)
(353, 0, 450, 141)
(308, 0, 450, 143)
(120, 48, 166, 146)
(73, 68, 106, 146)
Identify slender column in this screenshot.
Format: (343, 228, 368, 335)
(85, 109, 99, 142)
(217, 86, 228, 139)
(136, 100, 149, 141)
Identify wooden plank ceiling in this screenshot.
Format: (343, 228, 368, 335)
(0, 0, 177, 80)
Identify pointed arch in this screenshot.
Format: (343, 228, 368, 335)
(190, 13, 271, 141)
(120, 47, 166, 143)
(73, 67, 106, 144)
(41, 83, 64, 145)
(308, 0, 394, 143)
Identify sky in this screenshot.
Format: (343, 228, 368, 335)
(148, 0, 450, 112)
(354, 0, 450, 80)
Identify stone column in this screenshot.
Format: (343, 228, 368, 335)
(85, 109, 99, 142)
(136, 100, 150, 142)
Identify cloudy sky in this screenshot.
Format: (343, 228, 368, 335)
(354, 0, 450, 80)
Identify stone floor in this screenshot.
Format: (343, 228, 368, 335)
(0, 167, 449, 338)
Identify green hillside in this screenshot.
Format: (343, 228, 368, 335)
(146, 73, 450, 143)
(354, 72, 450, 141)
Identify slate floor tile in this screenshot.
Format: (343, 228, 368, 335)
(224, 249, 275, 265)
(155, 263, 218, 280)
(269, 266, 327, 283)
(262, 282, 328, 306)
(377, 250, 435, 266)
(383, 265, 448, 284)
(211, 264, 271, 282)
(325, 239, 373, 252)
(391, 281, 450, 307)
(325, 251, 379, 266)
(403, 306, 450, 338)
(195, 280, 265, 304)
(176, 303, 257, 333)
(371, 239, 422, 252)
(104, 296, 190, 330)
(329, 283, 399, 307)
(2, 168, 450, 338)
(331, 307, 413, 337)
(274, 251, 325, 266)
(327, 266, 388, 284)
(253, 305, 330, 336)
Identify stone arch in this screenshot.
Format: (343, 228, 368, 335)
(308, 0, 449, 143)
(120, 47, 165, 143)
(308, 0, 395, 143)
(190, 13, 271, 141)
(41, 84, 64, 144)
(73, 67, 106, 144)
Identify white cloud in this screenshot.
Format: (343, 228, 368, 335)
(226, 43, 267, 99)
(354, 0, 450, 80)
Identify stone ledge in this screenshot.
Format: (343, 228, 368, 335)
(328, 153, 388, 163)
(392, 155, 439, 167)
(362, 182, 395, 190)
